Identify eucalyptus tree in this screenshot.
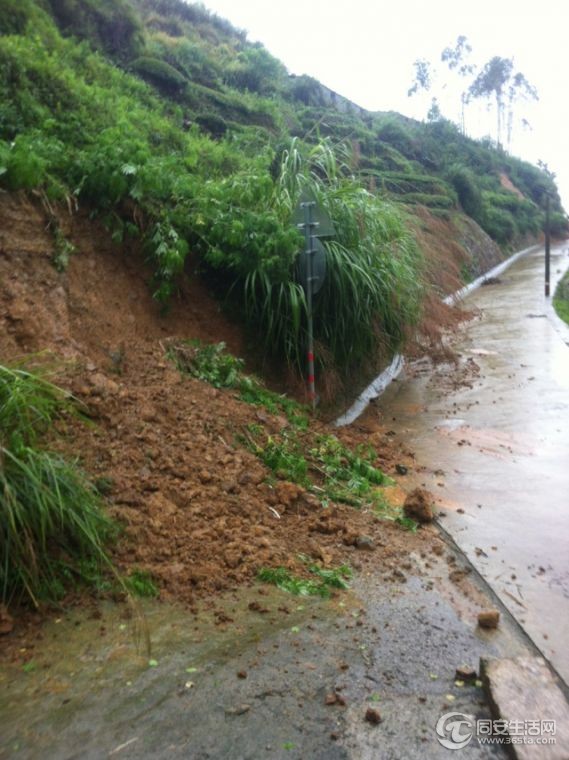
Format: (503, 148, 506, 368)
(407, 58, 433, 120)
(505, 73, 538, 149)
(441, 35, 476, 134)
(469, 57, 538, 149)
(408, 37, 476, 131)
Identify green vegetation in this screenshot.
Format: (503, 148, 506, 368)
(553, 269, 569, 326)
(124, 569, 159, 598)
(168, 340, 309, 427)
(0, 364, 114, 606)
(258, 562, 352, 598)
(51, 227, 76, 272)
(0, 0, 565, 385)
(244, 422, 394, 512)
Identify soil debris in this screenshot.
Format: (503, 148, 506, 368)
(403, 488, 435, 523)
(364, 707, 382, 725)
(478, 610, 500, 629)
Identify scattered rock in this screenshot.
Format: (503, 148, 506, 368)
(325, 693, 338, 705)
(431, 542, 444, 556)
(198, 470, 213, 484)
(355, 535, 375, 551)
(455, 665, 477, 681)
(364, 707, 382, 725)
(403, 488, 434, 523)
(478, 609, 500, 629)
(449, 567, 471, 584)
(275, 481, 303, 505)
(88, 372, 119, 396)
(395, 464, 408, 475)
(314, 545, 333, 565)
(224, 704, 251, 716)
(248, 601, 269, 614)
(237, 670, 248, 679)
(139, 403, 159, 423)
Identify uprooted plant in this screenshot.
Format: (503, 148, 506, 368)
(258, 561, 352, 598)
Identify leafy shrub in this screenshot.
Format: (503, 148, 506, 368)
(131, 56, 187, 95)
(287, 75, 327, 107)
(47, 0, 144, 60)
(549, 212, 568, 237)
(375, 118, 418, 159)
(447, 164, 483, 219)
(195, 112, 227, 138)
(481, 206, 516, 244)
(139, 0, 247, 43)
(0, 137, 47, 190)
(226, 46, 287, 95)
(153, 38, 221, 88)
(0, 0, 34, 35)
(399, 192, 455, 209)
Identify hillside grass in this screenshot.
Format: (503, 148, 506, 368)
(0, 0, 565, 383)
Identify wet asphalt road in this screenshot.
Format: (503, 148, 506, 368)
(0, 546, 535, 760)
(376, 243, 569, 685)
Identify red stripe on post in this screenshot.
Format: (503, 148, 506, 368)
(307, 352, 314, 362)
(308, 375, 315, 383)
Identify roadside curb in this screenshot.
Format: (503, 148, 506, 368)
(435, 518, 569, 699)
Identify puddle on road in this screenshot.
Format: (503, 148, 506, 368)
(0, 586, 354, 757)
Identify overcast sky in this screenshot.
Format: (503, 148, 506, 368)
(201, 0, 569, 210)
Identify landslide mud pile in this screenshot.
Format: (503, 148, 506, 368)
(0, 195, 443, 607)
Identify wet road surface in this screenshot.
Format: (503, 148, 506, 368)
(376, 243, 569, 685)
(0, 546, 535, 759)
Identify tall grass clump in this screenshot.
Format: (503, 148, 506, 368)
(0, 364, 114, 606)
(242, 139, 424, 375)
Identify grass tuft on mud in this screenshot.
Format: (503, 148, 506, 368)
(0, 364, 115, 607)
(168, 339, 309, 427)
